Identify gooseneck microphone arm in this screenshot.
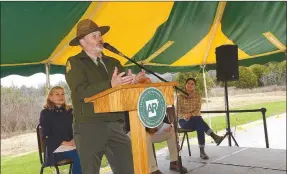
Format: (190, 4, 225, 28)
(103, 43, 188, 96)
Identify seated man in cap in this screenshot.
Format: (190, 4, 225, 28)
(123, 112, 188, 174)
(65, 19, 146, 174)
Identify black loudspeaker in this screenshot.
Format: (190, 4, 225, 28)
(216, 44, 239, 81)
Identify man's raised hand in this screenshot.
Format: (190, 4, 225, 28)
(111, 67, 125, 87)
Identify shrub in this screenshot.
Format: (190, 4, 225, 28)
(216, 80, 236, 88)
(1, 86, 43, 135)
(0, 81, 72, 138)
(250, 64, 267, 86)
(261, 61, 286, 86)
(234, 66, 258, 89)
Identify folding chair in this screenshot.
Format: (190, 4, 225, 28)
(166, 106, 194, 157)
(36, 124, 73, 174)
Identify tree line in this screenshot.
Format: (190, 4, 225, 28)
(1, 61, 285, 138)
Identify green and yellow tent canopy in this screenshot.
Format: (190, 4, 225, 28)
(1, 1, 286, 78)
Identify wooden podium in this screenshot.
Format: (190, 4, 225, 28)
(84, 82, 178, 174)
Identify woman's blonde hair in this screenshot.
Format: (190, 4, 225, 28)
(44, 86, 71, 110)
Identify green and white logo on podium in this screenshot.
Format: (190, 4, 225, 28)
(137, 87, 166, 128)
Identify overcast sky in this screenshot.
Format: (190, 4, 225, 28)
(1, 73, 66, 88)
(1, 72, 178, 88)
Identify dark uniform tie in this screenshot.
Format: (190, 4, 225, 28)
(96, 58, 108, 78)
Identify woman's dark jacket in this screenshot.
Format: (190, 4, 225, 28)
(39, 107, 73, 166)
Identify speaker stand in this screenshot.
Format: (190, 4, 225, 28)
(217, 81, 239, 147)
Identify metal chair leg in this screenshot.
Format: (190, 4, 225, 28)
(152, 143, 157, 165)
(180, 133, 186, 150)
(40, 166, 44, 174)
(55, 166, 60, 174)
(69, 163, 73, 174)
(186, 133, 191, 156)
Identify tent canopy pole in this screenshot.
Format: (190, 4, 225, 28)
(45, 63, 51, 95)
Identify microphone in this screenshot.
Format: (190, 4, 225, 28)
(103, 43, 122, 55)
(103, 42, 188, 96)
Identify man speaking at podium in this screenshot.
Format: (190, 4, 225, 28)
(65, 19, 145, 174)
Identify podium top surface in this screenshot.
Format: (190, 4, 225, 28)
(84, 82, 178, 103)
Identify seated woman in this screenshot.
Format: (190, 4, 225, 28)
(177, 78, 223, 160)
(39, 86, 82, 173)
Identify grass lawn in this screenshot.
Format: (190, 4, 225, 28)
(1, 101, 285, 174)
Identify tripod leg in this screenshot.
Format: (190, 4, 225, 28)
(228, 132, 232, 146)
(231, 134, 239, 147)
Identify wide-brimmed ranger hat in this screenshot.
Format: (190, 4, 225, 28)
(69, 19, 110, 46)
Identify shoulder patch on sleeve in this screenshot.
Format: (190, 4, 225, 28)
(66, 61, 72, 73)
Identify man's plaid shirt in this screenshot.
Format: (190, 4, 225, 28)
(177, 92, 202, 120)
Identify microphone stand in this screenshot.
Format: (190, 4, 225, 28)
(109, 49, 186, 174)
(116, 52, 189, 96)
